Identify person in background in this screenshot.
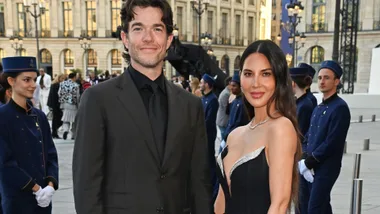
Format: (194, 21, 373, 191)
(299, 60, 351, 213)
(216, 76, 232, 146)
(298, 63, 317, 107)
(0, 56, 59, 214)
(36, 68, 51, 114)
(289, 67, 314, 214)
(190, 77, 202, 97)
(200, 74, 219, 206)
(47, 73, 66, 139)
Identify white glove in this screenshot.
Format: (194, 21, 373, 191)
(34, 186, 55, 207)
(298, 159, 315, 183)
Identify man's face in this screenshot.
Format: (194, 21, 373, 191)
(230, 81, 241, 95)
(121, 6, 173, 70)
(39, 69, 45, 76)
(318, 68, 339, 94)
(199, 79, 206, 92)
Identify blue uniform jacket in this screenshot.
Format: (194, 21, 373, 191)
(305, 94, 351, 173)
(0, 99, 59, 214)
(306, 89, 317, 108)
(296, 93, 314, 152)
(202, 91, 219, 159)
(223, 95, 249, 141)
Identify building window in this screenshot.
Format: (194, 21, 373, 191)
(63, 2, 73, 37)
(176, 7, 184, 39)
(207, 11, 213, 35)
(64, 49, 74, 67)
(234, 55, 241, 70)
(86, 1, 97, 37)
(88, 49, 97, 67)
(40, 4, 50, 37)
(310, 46, 324, 64)
(193, 11, 198, 42)
(111, 49, 122, 67)
(0, 48, 5, 60)
(17, 3, 27, 37)
(221, 13, 228, 44)
(312, 0, 326, 32)
(0, 3, 4, 37)
(41, 49, 52, 64)
(248, 16, 254, 44)
(249, 0, 255, 5)
(235, 15, 241, 45)
(111, 0, 121, 34)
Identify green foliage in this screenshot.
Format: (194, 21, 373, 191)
(70, 68, 82, 74)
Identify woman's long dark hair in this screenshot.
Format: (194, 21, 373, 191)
(0, 72, 19, 103)
(240, 40, 302, 210)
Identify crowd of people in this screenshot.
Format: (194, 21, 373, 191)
(0, 0, 351, 214)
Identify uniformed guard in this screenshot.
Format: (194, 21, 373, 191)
(298, 60, 351, 214)
(222, 73, 249, 142)
(298, 63, 317, 107)
(290, 67, 314, 214)
(200, 73, 219, 205)
(0, 56, 59, 214)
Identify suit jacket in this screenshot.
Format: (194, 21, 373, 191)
(73, 71, 212, 214)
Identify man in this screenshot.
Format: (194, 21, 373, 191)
(58, 73, 79, 140)
(72, 1, 212, 214)
(36, 68, 51, 114)
(216, 76, 231, 144)
(222, 74, 249, 143)
(298, 63, 317, 107)
(298, 60, 351, 214)
(88, 71, 99, 86)
(200, 74, 219, 204)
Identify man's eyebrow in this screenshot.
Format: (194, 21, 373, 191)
(131, 22, 143, 28)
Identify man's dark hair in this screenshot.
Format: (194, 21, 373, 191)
(68, 73, 76, 79)
(224, 76, 232, 87)
(120, 0, 173, 61)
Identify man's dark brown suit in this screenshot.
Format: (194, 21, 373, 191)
(72, 69, 212, 214)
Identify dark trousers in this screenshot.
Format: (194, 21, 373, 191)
(307, 169, 340, 214)
(52, 108, 63, 136)
(296, 176, 311, 214)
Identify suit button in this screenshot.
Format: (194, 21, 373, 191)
(160, 174, 166, 179)
(156, 207, 164, 212)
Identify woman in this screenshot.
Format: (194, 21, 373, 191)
(0, 56, 59, 214)
(214, 40, 301, 214)
(47, 73, 66, 139)
(190, 77, 202, 97)
(289, 67, 315, 214)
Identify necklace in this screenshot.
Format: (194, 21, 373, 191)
(248, 116, 270, 130)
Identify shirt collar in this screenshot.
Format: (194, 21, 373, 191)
(128, 65, 166, 94)
(9, 99, 34, 115)
(296, 93, 309, 104)
(322, 93, 338, 105)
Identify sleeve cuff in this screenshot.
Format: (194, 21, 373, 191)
(45, 176, 59, 190)
(305, 154, 319, 169)
(22, 178, 36, 192)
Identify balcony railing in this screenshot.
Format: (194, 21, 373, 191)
(40, 30, 51, 38)
(374, 21, 380, 30)
(218, 38, 231, 45)
(306, 23, 329, 33)
(235, 39, 244, 46)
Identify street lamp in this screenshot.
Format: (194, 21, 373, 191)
(9, 36, 23, 56)
(278, 0, 305, 67)
(79, 35, 92, 76)
(23, 0, 46, 69)
(191, 0, 210, 46)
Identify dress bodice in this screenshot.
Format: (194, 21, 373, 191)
(216, 146, 271, 214)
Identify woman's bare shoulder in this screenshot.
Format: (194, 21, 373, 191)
(267, 116, 297, 144)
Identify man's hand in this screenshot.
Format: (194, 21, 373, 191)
(34, 186, 55, 207)
(298, 159, 314, 183)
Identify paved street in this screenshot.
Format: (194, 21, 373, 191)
(52, 119, 380, 214)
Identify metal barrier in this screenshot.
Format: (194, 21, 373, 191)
(363, 139, 370, 151)
(350, 153, 361, 214)
(351, 179, 363, 214)
(358, 115, 363, 123)
(372, 114, 376, 122)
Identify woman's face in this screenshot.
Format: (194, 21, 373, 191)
(8, 72, 37, 99)
(240, 53, 276, 109)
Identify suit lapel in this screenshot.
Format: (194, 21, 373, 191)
(162, 80, 186, 168)
(116, 71, 161, 166)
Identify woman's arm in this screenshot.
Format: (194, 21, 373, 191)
(267, 118, 297, 214)
(214, 185, 225, 214)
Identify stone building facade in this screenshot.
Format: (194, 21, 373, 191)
(0, 0, 272, 79)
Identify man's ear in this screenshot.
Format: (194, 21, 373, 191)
(121, 31, 129, 51)
(166, 34, 174, 50)
(335, 78, 340, 87)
